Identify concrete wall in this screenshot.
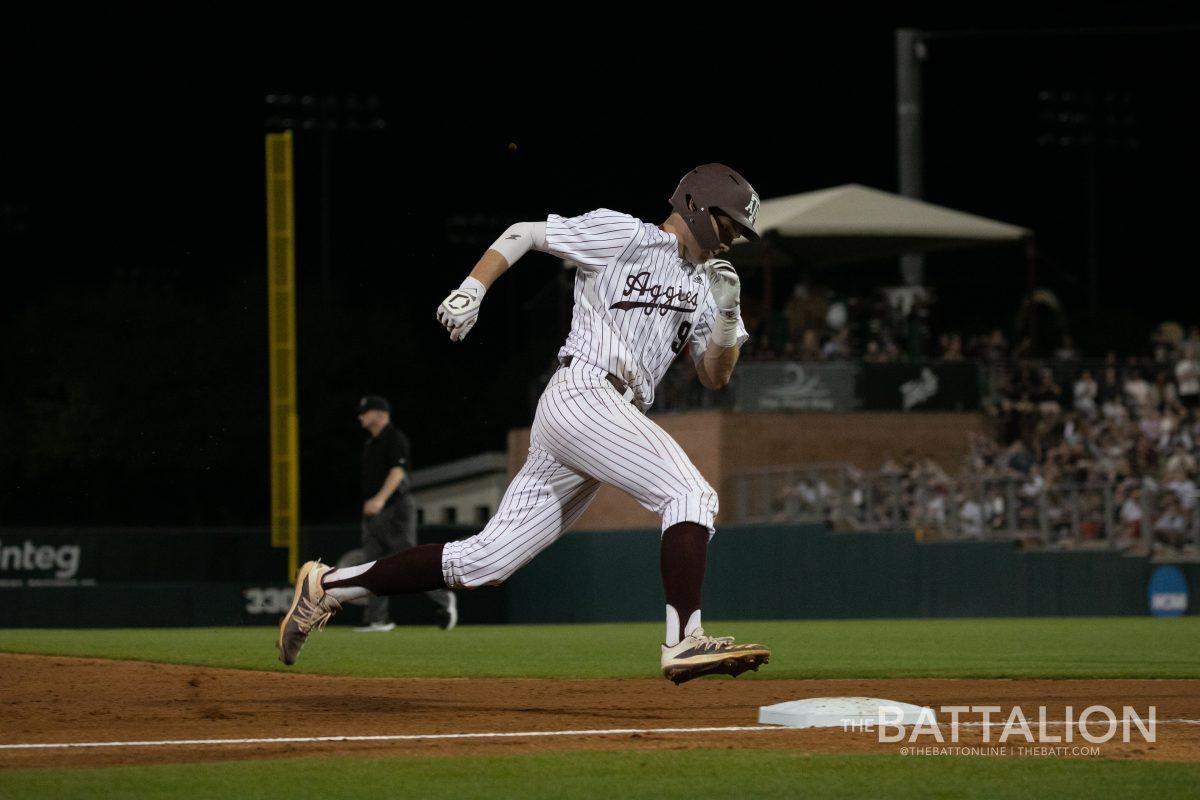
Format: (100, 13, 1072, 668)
(2, 524, 1195, 626)
(506, 411, 985, 531)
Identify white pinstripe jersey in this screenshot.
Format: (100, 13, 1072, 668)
(544, 209, 749, 409)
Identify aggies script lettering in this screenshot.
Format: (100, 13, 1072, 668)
(609, 272, 700, 316)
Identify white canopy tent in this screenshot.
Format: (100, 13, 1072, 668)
(735, 183, 1032, 266)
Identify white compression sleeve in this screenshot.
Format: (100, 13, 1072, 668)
(488, 221, 547, 265)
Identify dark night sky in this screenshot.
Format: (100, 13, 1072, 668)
(2, 4, 1198, 525)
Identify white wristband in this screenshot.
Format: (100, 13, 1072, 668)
(460, 276, 486, 297)
(711, 308, 740, 348)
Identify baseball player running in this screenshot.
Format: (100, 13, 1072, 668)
(278, 164, 770, 684)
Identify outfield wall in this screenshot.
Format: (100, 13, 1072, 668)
(0, 525, 1195, 626)
(505, 525, 1175, 622)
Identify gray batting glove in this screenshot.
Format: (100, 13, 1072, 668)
(437, 279, 485, 342)
(703, 258, 740, 311)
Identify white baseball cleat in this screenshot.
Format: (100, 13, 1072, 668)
(353, 622, 396, 633)
(277, 560, 342, 665)
(660, 629, 770, 685)
(438, 593, 459, 631)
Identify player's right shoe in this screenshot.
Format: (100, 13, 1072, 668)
(661, 629, 770, 685)
(277, 560, 342, 666)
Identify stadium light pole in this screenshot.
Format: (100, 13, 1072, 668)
(895, 28, 928, 288)
(1034, 88, 1139, 318)
(264, 93, 388, 299)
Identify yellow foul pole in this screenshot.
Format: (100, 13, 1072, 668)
(265, 131, 299, 580)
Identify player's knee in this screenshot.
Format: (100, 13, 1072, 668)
(455, 565, 515, 590)
(660, 485, 719, 532)
(443, 536, 524, 589)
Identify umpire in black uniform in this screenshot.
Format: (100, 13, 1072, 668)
(355, 394, 457, 631)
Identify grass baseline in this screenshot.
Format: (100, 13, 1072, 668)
(0, 617, 1197, 679)
(1, 750, 1199, 800)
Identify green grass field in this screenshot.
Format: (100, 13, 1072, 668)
(3, 750, 1199, 800)
(1, 617, 1198, 799)
(1, 617, 1197, 679)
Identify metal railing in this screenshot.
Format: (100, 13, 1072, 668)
(726, 464, 1200, 557)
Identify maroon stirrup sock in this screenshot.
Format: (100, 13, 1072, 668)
(323, 543, 448, 595)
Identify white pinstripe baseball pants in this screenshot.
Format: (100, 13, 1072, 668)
(441, 359, 718, 589)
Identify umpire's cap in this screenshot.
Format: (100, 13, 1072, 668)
(356, 394, 391, 414)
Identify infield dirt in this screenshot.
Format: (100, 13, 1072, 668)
(1, 653, 1197, 769)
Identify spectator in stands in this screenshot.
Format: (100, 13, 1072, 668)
(1099, 366, 1126, 421)
(1164, 444, 1197, 477)
(1151, 323, 1178, 365)
(1187, 327, 1200, 361)
(1146, 370, 1170, 414)
(1034, 368, 1063, 416)
(1164, 465, 1197, 511)
(1139, 407, 1166, 448)
(1078, 492, 1105, 542)
(904, 294, 933, 361)
(1073, 369, 1098, 419)
(982, 329, 1009, 362)
(1152, 494, 1189, 550)
(1005, 441, 1035, 477)
(877, 332, 902, 362)
(993, 393, 1024, 445)
(959, 493, 984, 538)
(1117, 482, 1144, 548)
(1055, 335, 1079, 362)
(1176, 343, 1200, 413)
(799, 329, 822, 361)
(784, 283, 827, 343)
(1124, 368, 1153, 417)
(1131, 430, 1160, 476)
(921, 481, 950, 529)
(1012, 335, 1036, 360)
(939, 333, 964, 361)
(821, 328, 851, 360)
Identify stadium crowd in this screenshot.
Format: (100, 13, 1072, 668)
(762, 322, 1200, 557)
(737, 282, 1005, 364)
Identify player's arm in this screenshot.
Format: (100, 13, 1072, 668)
(696, 339, 740, 389)
(364, 466, 406, 516)
(694, 258, 743, 389)
(437, 221, 548, 341)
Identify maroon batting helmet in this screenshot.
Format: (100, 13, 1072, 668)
(669, 164, 762, 252)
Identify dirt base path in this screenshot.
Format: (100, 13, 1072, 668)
(2, 654, 1196, 769)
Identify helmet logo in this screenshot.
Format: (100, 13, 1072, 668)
(745, 193, 760, 224)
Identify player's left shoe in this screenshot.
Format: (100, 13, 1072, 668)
(661, 629, 770, 685)
(437, 592, 459, 631)
(277, 560, 342, 665)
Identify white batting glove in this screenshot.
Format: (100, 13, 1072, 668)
(703, 259, 742, 348)
(703, 258, 741, 311)
(437, 277, 486, 342)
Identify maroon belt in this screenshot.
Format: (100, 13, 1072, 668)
(558, 355, 635, 402)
